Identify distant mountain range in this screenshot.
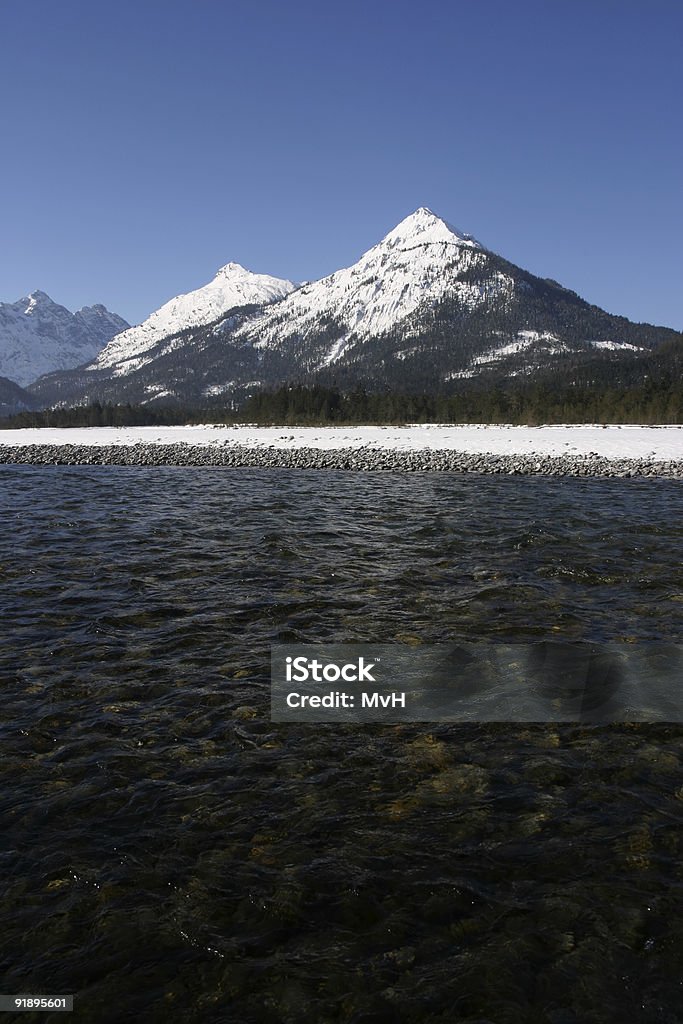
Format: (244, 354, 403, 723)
(3, 208, 681, 412)
(0, 291, 128, 389)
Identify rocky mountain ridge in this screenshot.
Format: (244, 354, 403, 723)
(0, 291, 129, 387)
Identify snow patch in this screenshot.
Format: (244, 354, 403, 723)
(589, 340, 645, 352)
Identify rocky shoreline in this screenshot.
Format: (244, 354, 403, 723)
(1, 442, 682, 477)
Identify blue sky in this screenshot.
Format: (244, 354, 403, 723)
(2, 0, 681, 329)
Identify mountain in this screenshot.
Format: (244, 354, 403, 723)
(0, 291, 129, 387)
(91, 262, 297, 375)
(0, 376, 37, 417)
(28, 209, 682, 407)
(237, 207, 485, 357)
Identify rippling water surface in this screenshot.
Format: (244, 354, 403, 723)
(1, 467, 682, 1023)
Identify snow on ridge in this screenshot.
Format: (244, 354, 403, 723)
(589, 340, 645, 352)
(0, 290, 129, 386)
(379, 206, 482, 251)
(241, 208, 501, 359)
(473, 331, 566, 365)
(442, 331, 567, 381)
(443, 331, 651, 382)
(93, 264, 296, 372)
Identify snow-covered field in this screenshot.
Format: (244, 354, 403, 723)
(1, 424, 681, 461)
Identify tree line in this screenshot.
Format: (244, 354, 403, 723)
(0, 402, 182, 429)
(1, 380, 680, 429)
(237, 382, 682, 424)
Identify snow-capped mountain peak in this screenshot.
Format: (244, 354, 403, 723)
(216, 261, 250, 276)
(232, 207, 495, 357)
(93, 263, 297, 372)
(379, 206, 481, 252)
(18, 289, 60, 317)
(0, 290, 129, 386)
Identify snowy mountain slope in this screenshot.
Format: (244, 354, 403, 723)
(210, 207, 673, 392)
(27, 207, 682, 408)
(232, 207, 507, 366)
(92, 263, 297, 374)
(443, 332, 649, 380)
(0, 291, 129, 387)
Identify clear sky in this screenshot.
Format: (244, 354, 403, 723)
(2, 0, 681, 329)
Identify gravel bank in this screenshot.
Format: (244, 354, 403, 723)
(1, 443, 682, 477)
